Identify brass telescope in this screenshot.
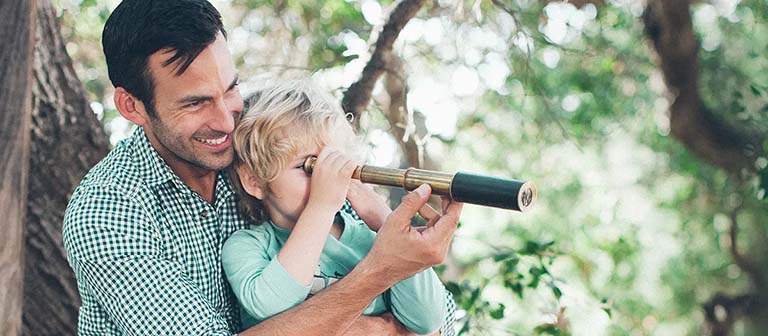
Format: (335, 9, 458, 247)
(302, 157, 537, 212)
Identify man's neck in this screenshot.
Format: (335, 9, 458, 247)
(145, 131, 219, 203)
(180, 170, 218, 204)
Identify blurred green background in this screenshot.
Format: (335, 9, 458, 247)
(54, 0, 768, 334)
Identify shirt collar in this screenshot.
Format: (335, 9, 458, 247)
(132, 127, 180, 188)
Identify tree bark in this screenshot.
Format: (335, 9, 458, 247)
(642, 0, 763, 173)
(22, 0, 111, 334)
(0, 0, 36, 334)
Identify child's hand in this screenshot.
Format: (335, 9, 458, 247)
(307, 147, 358, 211)
(347, 180, 391, 231)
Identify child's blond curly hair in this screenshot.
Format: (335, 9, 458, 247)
(230, 79, 364, 222)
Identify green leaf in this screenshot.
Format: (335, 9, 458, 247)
(551, 284, 563, 299)
(493, 251, 519, 262)
(534, 325, 562, 335)
(444, 281, 462, 297)
(521, 240, 555, 255)
(490, 303, 506, 319)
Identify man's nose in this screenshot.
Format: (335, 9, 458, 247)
(209, 98, 236, 133)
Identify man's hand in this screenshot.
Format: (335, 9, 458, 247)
(361, 184, 463, 286)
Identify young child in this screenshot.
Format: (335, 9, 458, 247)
(222, 80, 447, 334)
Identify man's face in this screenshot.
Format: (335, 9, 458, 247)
(143, 33, 243, 176)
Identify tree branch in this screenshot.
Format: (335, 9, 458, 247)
(727, 205, 765, 288)
(342, 0, 427, 125)
(642, 0, 763, 173)
(703, 292, 760, 336)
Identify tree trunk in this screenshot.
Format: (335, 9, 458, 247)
(22, 0, 111, 334)
(0, 0, 36, 335)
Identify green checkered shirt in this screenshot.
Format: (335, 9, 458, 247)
(63, 127, 456, 335)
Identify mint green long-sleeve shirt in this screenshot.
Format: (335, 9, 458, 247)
(221, 209, 447, 335)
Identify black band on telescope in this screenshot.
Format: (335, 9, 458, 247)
(450, 172, 530, 211)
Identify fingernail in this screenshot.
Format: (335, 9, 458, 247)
(415, 184, 429, 197)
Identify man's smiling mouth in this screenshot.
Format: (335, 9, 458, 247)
(194, 134, 228, 146)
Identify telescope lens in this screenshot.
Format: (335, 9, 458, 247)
(522, 188, 533, 207)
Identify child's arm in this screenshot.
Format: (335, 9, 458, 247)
(222, 228, 312, 321)
(276, 147, 357, 285)
(388, 268, 448, 335)
(222, 148, 357, 322)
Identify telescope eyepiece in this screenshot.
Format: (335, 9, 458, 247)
(301, 156, 317, 175)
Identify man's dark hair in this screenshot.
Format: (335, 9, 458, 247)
(102, 0, 226, 116)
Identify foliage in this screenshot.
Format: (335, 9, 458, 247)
(56, 0, 768, 334)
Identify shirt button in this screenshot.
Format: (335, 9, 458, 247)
(200, 209, 209, 218)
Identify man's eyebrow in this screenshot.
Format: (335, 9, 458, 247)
(175, 75, 239, 105)
(226, 75, 239, 92)
(176, 94, 211, 105)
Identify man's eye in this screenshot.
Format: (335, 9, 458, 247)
(185, 101, 202, 108)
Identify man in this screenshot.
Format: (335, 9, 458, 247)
(62, 0, 463, 335)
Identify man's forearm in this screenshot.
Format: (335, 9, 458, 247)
(239, 257, 396, 336)
(343, 314, 412, 336)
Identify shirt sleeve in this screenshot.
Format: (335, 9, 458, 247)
(221, 228, 311, 323)
(63, 186, 232, 336)
(388, 268, 448, 335)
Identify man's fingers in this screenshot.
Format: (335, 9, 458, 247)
(443, 199, 463, 217)
(425, 200, 463, 239)
(418, 203, 440, 227)
(386, 184, 431, 231)
(441, 197, 450, 213)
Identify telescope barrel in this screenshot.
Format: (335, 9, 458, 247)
(302, 157, 536, 212)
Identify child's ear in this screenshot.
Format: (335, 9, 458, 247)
(236, 165, 265, 200)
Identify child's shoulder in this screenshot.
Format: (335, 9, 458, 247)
(225, 223, 275, 247)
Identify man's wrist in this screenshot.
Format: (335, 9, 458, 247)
(349, 254, 400, 295)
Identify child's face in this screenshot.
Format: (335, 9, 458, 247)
(258, 143, 321, 229)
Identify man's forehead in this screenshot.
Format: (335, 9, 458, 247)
(147, 37, 235, 96)
(149, 47, 230, 79)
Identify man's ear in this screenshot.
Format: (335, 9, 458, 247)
(236, 165, 265, 200)
(114, 87, 150, 127)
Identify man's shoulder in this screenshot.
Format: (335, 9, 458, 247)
(63, 135, 163, 258)
(76, 135, 146, 196)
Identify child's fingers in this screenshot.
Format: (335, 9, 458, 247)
(339, 159, 357, 179)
